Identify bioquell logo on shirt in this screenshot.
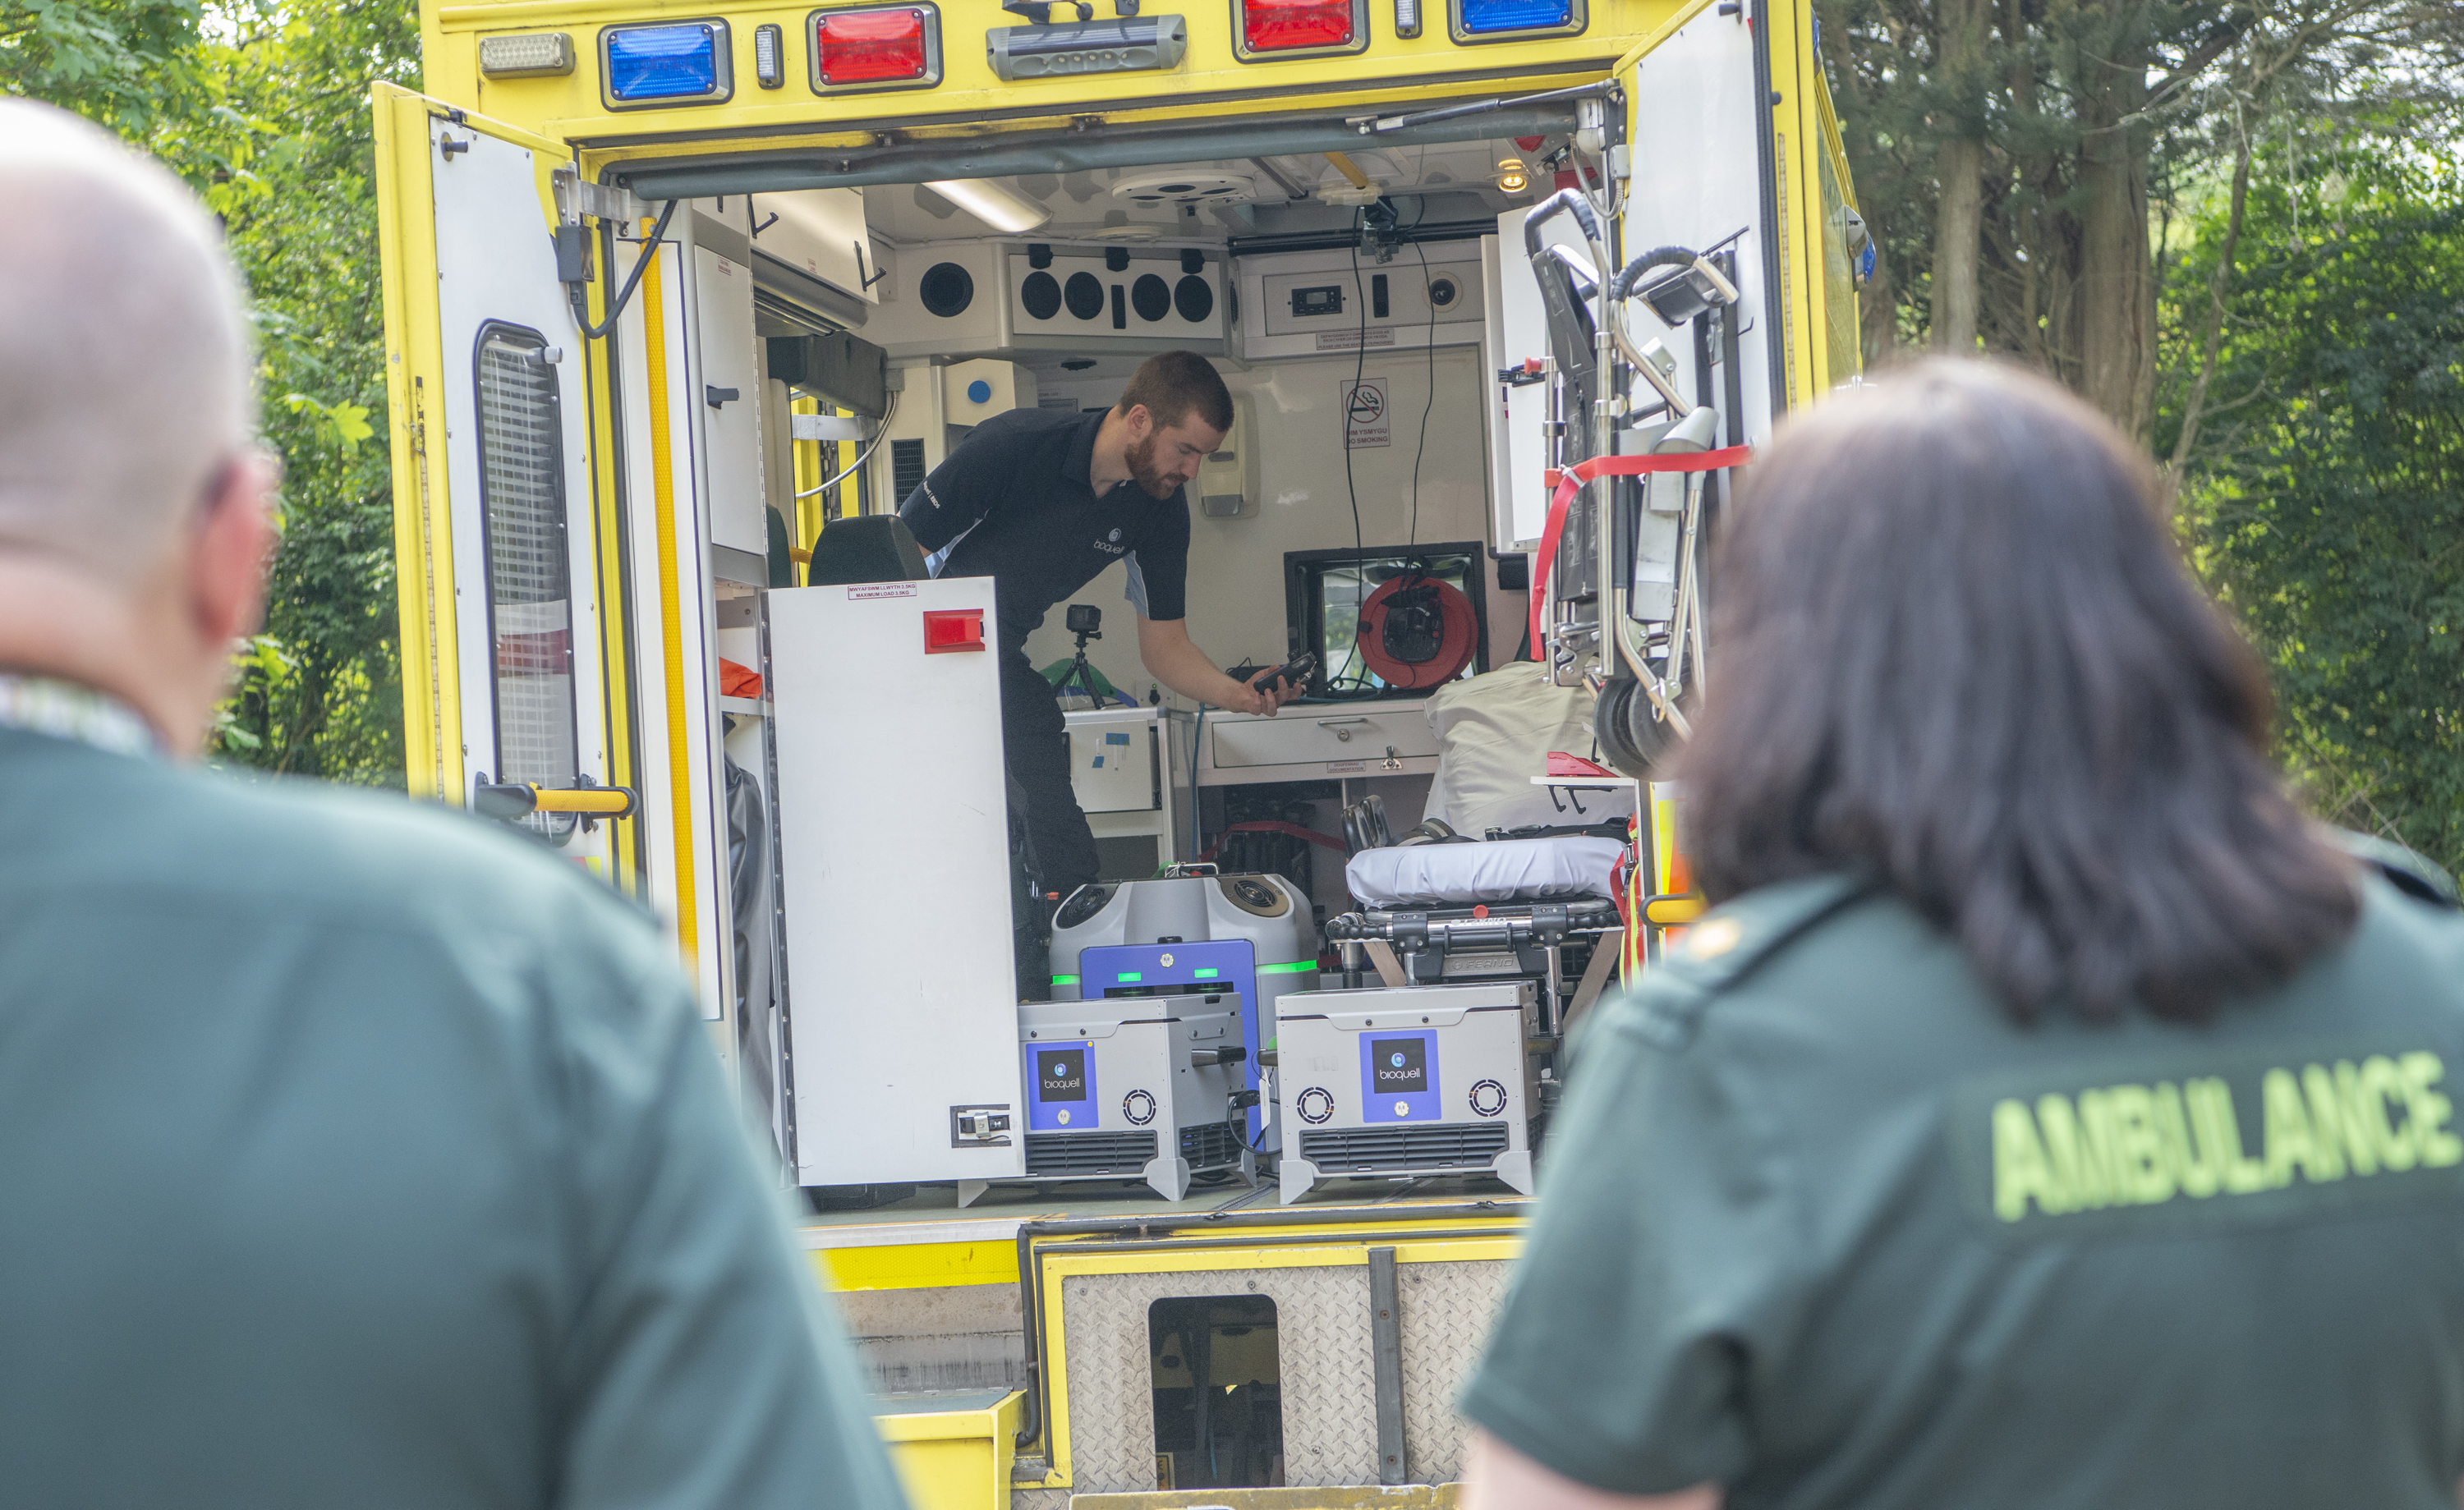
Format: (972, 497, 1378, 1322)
(1093, 527, 1126, 556)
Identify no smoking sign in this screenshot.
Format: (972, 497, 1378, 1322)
(1341, 378, 1389, 449)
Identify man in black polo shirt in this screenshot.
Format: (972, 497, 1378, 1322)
(899, 351, 1289, 905)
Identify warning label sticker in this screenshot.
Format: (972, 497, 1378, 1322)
(1317, 327, 1398, 352)
(847, 582, 917, 599)
(1342, 379, 1389, 450)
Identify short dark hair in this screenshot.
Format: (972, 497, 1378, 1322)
(1680, 359, 2356, 1021)
(1119, 351, 1233, 434)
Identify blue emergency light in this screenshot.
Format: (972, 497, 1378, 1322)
(600, 21, 733, 104)
(1449, 0, 1579, 39)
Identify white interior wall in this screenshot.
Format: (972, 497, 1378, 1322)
(1016, 348, 1528, 701)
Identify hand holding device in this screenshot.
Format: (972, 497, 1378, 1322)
(1220, 652, 1314, 715)
(1227, 651, 1317, 696)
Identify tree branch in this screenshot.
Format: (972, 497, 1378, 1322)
(2170, 117, 2252, 473)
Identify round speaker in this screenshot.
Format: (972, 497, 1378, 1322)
(1019, 269, 1062, 321)
(1063, 270, 1105, 320)
(1174, 274, 1215, 324)
(918, 261, 974, 319)
(1427, 273, 1460, 309)
(1130, 273, 1170, 322)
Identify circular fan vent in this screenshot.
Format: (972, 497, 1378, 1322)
(918, 261, 974, 319)
(1110, 171, 1257, 208)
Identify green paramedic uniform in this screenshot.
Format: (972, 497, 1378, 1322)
(0, 685, 908, 1510)
(1462, 874, 2464, 1508)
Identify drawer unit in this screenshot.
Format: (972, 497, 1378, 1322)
(1200, 701, 1437, 784)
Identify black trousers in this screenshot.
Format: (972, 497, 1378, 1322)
(1000, 649, 1100, 898)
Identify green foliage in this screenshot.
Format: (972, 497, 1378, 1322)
(0, 0, 201, 135)
(153, 0, 421, 784)
(2160, 150, 2464, 871)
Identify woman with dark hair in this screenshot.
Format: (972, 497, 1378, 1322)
(1457, 359, 2464, 1510)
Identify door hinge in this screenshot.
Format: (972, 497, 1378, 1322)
(552, 166, 646, 227)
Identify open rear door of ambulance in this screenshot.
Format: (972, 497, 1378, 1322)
(1616, 0, 1850, 441)
(370, 85, 634, 888)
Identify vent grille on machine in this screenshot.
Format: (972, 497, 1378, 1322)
(1024, 1129, 1160, 1175)
(891, 438, 927, 501)
(1179, 1121, 1242, 1168)
(1299, 1122, 1507, 1172)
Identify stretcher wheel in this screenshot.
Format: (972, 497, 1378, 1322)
(1595, 677, 1687, 779)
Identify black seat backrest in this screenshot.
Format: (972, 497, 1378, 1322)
(807, 514, 929, 586)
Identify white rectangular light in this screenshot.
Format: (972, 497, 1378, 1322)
(477, 31, 575, 77)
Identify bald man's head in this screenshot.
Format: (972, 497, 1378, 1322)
(0, 100, 255, 584)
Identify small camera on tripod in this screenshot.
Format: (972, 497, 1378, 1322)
(1065, 604, 1101, 638)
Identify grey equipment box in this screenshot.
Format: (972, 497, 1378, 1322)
(1009, 989, 1253, 1204)
(1273, 980, 1538, 1204)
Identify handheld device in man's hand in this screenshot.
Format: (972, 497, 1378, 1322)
(1227, 652, 1318, 691)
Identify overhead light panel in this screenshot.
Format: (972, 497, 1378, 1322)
(811, 5, 943, 92)
(478, 31, 575, 77)
(1233, 0, 1369, 58)
(926, 178, 1052, 234)
(600, 21, 732, 105)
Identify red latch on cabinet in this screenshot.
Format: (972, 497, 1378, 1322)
(922, 608, 986, 654)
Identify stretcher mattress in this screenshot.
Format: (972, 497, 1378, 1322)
(1345, 835, 1625, 908)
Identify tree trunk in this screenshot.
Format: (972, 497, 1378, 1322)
(1928, 0, 1991, 354)
(1930, 135, 1984, 351)
(2071, 10, 2156, 438)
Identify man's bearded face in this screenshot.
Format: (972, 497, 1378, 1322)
(1125, 414, 1224, 500)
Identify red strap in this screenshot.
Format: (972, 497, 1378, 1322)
(1198, 819, 1348, 864)
(1527, 443, 1753, 663)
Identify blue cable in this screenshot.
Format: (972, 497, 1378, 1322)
(1188, 703, 1205, 864)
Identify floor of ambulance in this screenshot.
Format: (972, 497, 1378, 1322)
(798, 1170, 1530, 1240)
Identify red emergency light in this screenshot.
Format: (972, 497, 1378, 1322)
(811, 5, 940, 89)
(1234, 0, 1365, 56)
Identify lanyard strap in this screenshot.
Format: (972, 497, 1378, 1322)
(1528, 443, 1754, 663)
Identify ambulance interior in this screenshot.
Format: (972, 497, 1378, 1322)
(717, 137, 1574, 883)
(582, 110, 1728, 1200)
